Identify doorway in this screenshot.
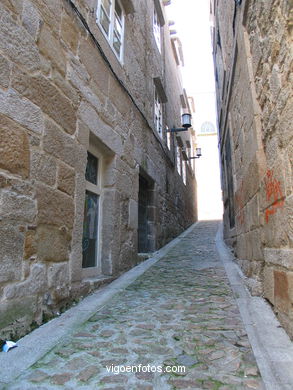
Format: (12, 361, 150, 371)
(138, 174, 155, 253)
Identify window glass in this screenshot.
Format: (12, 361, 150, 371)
(182, 162, 187, 185)
(97, 0, 124, 60)
(101, 0, 111, 15)
(85, 152, 98, 185)
(100, 9, 110, 35)
(176, 146, 182, 175)
(154, 90, 163, 137)
(153, 8, 161, 52)
(166, 127, 171, 149)
(82, 191, 99, 268)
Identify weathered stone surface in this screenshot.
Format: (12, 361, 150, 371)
(0, 114, 30, 178)
(274, 270, 289, 313)
(30, 151, 57, 186)
(57, 162, 75, 196)
(37, 224, 71, 263)
(264, 248, 293, 270)
(0, 54, 10, 89)
(128, 198, 138, 229)
(78, 38, 110, 92)
(0, 223, 24, 283)
(0, 5, 40, 71)
(0, 89, 44, 135)
(4, 263, 47, 300)
(43, 118, 86, 171)
(24, 228, 37, 260)
(61, 9, 79, 54)
(263, 265, 274, 304)
(22, 0, 41, 38)
(38, 24, 66, 75)
(47, 262, 70, 301)
(0, 296, 37, 338)
(78, 101, 123, 156)
(12, 68, 76, 135)
(0, 191, 36, 223)
(36, 183, 74, 229)
(51, 69, 81, 108)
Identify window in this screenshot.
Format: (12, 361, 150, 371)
(154, 89, 163, 138)
(153, 7, 161, 52)
(82, 151, 102, 268)
(166, 126, 171, 149)
(97, 0, 124, 60)
(176, 145, 182, 175)
(182, 161, 187, 185)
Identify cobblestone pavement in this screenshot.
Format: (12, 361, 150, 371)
(5, 221, 264, 389)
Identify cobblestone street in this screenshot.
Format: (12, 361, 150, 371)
(3, 222, 264, 389)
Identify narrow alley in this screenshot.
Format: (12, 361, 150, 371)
(2, 221, 291, 389)
(0, 0, 292, 388)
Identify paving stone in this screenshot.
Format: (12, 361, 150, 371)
(76, 365, 99, 382)
(27, 370, 49, 383)
(5, 222, 264, 389)
(50, 373, 72, 385)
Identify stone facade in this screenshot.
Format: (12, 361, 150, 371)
(0, 0, 197, 339)
(211, 0, 293, 337)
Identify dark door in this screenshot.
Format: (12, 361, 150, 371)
(138, 175, 149, 253)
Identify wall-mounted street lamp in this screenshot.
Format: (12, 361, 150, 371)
(189, 148, 202, 159)
(166, 113, 192, 133)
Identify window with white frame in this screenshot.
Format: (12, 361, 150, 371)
(176, 145, 182, 175)
(82, 149, 102, 269)
(153, 7, 161, 52)
(166, 126, 171, 149)
(154, 89, 163, 138)
(96, 0, 124, 60)
(182, 161, 187, 185)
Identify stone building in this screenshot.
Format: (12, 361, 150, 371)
(0, 0, 198, 339)
(211, 0, 293, 337)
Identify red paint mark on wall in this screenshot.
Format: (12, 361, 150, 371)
(264, 170, 285, 223)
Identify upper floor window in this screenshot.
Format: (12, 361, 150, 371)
(97, 0, 124, 60)
(154, 90, 163, 138)
(176, 145, 182, 176)
(153, 7, 161, 52)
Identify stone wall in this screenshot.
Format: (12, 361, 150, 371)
(0, 0, 197, 339)
(212, 0, 293, 337)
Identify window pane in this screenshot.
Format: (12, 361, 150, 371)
(114, 16, 122, 37)
(115, 1, 122, 19)
(113, 31, 121, 55)
(82, 191, 99, 268)
(85, 152, 98, 184)
(100, 8, 110, 35)
(101, 0, 111, 16)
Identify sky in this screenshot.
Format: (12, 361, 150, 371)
(165, 0, 217, 128)
(166, 0, 223, 220)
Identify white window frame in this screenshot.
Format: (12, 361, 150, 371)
(82, 145, 104, 278)
(182, 161, 187, 185)
(154, 89, 163, 138)
(96, 0, 125, 62)
(153, 7, 161, 52)
(176, 145, 182, 176)
(166, 126, 171, 149)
